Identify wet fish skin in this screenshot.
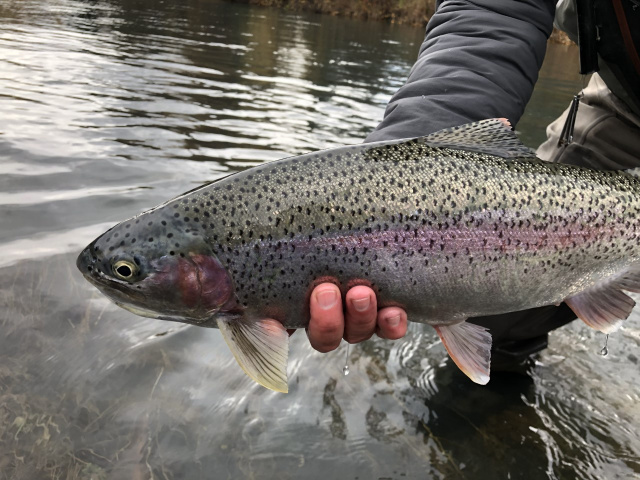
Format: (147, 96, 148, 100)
(77, 119, 640, 391)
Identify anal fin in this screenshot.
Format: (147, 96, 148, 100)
(565, 266, 640, 334)
(218, 317, 289, 393)
(434, 321, 492, 385)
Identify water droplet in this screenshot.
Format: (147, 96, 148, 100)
(343, 342, 350, 376)
(600, 334, 609, 356)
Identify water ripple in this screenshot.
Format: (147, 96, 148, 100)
(0, 222, 114, 268)
(2, 1, 634, 479)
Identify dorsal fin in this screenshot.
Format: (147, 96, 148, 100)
(421, 118, 538, 159)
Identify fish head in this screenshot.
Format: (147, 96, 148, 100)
(76, 210, 237, 326)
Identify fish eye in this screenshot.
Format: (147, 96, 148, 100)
(113, 260, 138, 280)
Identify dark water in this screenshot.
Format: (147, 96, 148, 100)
(1, 1, 639, 479)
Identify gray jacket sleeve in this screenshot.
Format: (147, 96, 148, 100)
(365, 0, 556, 143)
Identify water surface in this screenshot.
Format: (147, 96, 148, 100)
(1, 1, 638, 479)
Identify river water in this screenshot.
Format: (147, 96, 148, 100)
(1, 1, 639, 479)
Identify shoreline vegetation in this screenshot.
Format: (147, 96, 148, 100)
(230, 0, 574, 44)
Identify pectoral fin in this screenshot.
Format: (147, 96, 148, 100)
(218, 317, 289, 393)
(434, 322, 492, 385)
(565, 266, 640, 334)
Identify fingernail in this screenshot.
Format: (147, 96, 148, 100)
(386, 314, 401, 327)
(316, 288, 338, 309)
(351, 296, 370, 312)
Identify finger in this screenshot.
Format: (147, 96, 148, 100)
(376, 307, 408, 340)
(344, 286, 378, 343)
(308, 283, 344, 353)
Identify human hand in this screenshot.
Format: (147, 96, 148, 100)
(304, 283, 408, 352)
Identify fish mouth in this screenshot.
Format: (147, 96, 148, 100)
(114, 301, 163, 320)
(76, 245, 95, 277)
(84, 268, 153, 309)
(76, 245, 165, 317)
(79, 263, 197, 323)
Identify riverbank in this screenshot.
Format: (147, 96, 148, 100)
(231, 0, 435, 26)
(230, 0, 573, 43)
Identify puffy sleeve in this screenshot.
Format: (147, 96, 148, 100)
(365, 0, 556, 142)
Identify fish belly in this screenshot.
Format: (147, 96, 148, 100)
(224, 217, 638, 329)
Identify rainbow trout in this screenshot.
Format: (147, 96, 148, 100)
(77, 119, 640, 392)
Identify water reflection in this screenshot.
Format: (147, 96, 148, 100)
(1, 0, 638, 479)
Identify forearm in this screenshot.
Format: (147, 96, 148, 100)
(366, 0, 556, 142)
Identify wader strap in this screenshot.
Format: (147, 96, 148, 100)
(558, 93, 584, 147)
